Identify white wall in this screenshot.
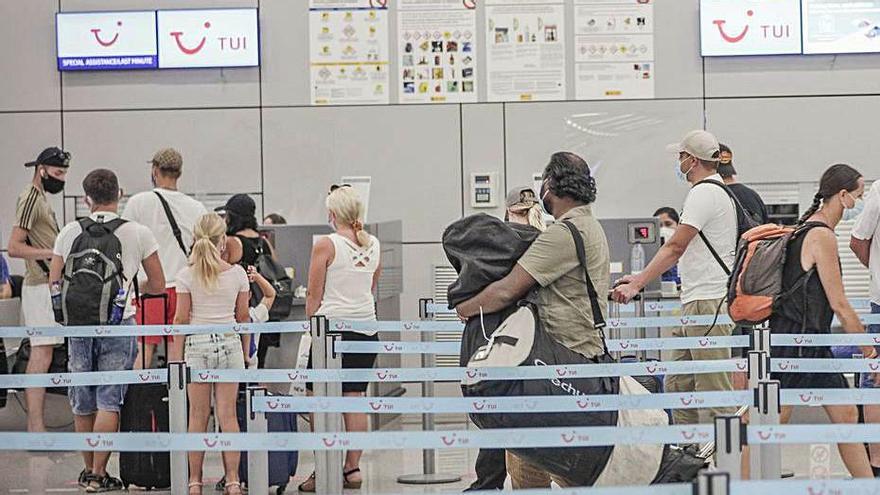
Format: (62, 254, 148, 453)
(1, 0, 878, 317)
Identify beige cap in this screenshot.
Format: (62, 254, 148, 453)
(149, 148, 183, 172)
(505, 186, 538, 209)
(666, 130, 720, 162)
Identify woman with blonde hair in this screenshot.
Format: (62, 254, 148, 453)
(170, 213, 251, 495)
(298, 185, 382, 492)
(505, 186, 546, 231)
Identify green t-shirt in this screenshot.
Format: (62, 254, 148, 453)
(517, 205, 610, 358)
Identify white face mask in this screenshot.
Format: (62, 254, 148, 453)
(675, 156, 696, 184)
(660, 226, 676, 244)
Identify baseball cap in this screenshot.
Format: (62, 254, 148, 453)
(665, 130, 720, 162)
(223, 193, 256, 218)
(149, 148, 183, 173)
(505, 186, 538, 209)
(25, 147, 71, 168)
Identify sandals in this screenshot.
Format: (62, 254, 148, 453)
(298, 472, 316, 492)
(224, 480, 243, 495)
(344, 468, 363, 490)
(297, 469, 363, 491)
(188, 481, 203, 495)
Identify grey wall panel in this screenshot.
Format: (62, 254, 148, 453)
(504, 99, 703, 220)
(262, 105, 463, 243)
(706, 96, 880, 183)
(462, 104, 505, 218)
(705, 54, 880, 98)
(259, 0, 310, 107)
(0, 113, 63, 248)
(61, 108, 262, 197)
(0, 0, 60, 112)
(60, 0, 260, 110)
(653, 0, 703, 99)
(400, 243, 448, 321)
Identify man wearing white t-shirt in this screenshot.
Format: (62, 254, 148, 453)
(122, 148, 206, 367)
(50, 169, 165, 491)
(851, 183, 880, 474)
(613, 130, 737, 425)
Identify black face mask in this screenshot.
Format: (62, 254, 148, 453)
(718, 164, 735, 178)
(41, 174, 66, 195)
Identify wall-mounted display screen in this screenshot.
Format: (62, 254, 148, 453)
(56, 11, 157, 70)
(157, 8, 260, 69)
(803, 0, 880, 54)
(699, 0, 802, 56)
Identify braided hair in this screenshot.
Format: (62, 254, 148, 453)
(542, 152, 597, 205)
(798, 163, 862, 225)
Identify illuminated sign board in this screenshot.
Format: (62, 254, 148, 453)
(700, 0, 802, 56)
(157, 9, 260, 69)
(56, 11, 158, 70)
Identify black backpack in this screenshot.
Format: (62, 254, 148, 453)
(251, 239, 293, 321)
(62, 218, 127, 326)
(694, 179, 761, 275)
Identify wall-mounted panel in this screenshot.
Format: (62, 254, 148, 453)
(706, 96, 880, 183)
(262, 105, 463, 243)
(705, 54, 880, 98)
(0, 0, 61, 111)
(62, 108, 262, 196)
(259, 0, 311, 107)
(60, 0, 259, 110)
(504, 99, 704, 219)
(462, 104, 506, 218)
(652, 0, 703, 99)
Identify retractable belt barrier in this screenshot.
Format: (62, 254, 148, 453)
(0, 359, 745, 388)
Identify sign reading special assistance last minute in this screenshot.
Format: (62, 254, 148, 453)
(56, 11, 158, 70)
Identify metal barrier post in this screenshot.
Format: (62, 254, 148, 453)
(753, 380, 782, 480)
(750, 326, 771, 354)
(312, 316, 344, 494)
(246, 387, 269, 494)
(694, 470, 730, 495)
(167, 361, 189, 494)
(398, 298, 462, 485)
(747, 350, 768, 477)
(714, 415, 744, 480)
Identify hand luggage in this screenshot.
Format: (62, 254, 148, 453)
(234, 392, 298, 494)
(119, 293, 171, 490)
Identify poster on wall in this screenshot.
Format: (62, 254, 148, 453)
(157, 9, 260, 69)
(397, 0, 478, 104)
(699, 0, 802, 56)
(574, 0, 654, 100)
(56, 11, 158, 71)
(485, 0, 566, 102)
(803, 0, 880, 54)
(309, 0, 390, 105)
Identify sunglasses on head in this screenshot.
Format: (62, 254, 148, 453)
(329, 184, 352, 194)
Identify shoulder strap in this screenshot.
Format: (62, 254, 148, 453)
(561, 221, 609, 354)
(154, 191, 188, 256)
(693, 180, 739, 276)
(23, 236, 50, 276)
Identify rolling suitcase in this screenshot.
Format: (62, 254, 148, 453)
(120, 293, 172, 490)
(235, 393, 298, 494)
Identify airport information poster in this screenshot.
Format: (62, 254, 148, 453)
(309, 0, 390, 105)
(397, 0, 479, 104)
(574, 0, 654, 100)
(485, 0, 566, 102)
(803, 0, 880, 54)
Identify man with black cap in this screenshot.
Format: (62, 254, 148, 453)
(7, 146, 70, 433)
(718, 143, 768, 225)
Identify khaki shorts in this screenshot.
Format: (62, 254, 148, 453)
(21, 283, 62, 347)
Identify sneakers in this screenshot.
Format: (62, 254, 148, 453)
(77, 469, 96, 488)
(86, 474, 124, 493)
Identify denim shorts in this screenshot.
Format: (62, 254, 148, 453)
(861, 302, 880, 388)
(185, 334, 245, 370)
(67, 319, 137, 415)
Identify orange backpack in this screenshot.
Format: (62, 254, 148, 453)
(727, 224, 810, 326)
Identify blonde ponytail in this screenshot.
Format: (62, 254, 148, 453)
(190, 213, 226, 290)
(326, 187, 372, 247)
(527, 203, 546, 231)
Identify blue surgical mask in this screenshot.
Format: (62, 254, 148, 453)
(675, 157, 696, 184)
(843, 192, 865, 222)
